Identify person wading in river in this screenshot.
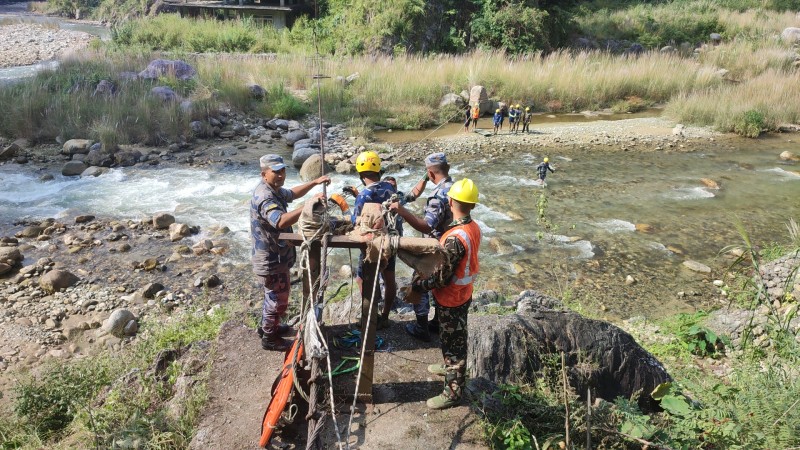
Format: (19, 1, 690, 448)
(389, 152, 454, 342)
(401, 178, 482, 409)
(251, 154, 330, 351)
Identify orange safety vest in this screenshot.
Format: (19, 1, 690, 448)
(471, 106, 480, 119)
(432, 220, 481, 308)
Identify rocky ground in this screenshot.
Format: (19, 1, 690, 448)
(0, 22, 94, 68)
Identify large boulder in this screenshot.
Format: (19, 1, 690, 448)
(139, 59, 196, 80)
(469, 85, 490, 115)
(81, 166, 108, 177)
(0, 142, 19, 161)
(440, 93, 465, 109)
(169, 222, 190, 241)
(93, 79, 115, 97)
(780, 150, 799, 161)
(468, 292, 671, 412)
(151, 86, 179, 102)
(62, 139, 93, 156)
(62, 161, 88, 177)
(299, 154, 331, 182)
(248, 84, 266, 100)
(284, 129, 309, 146)
(39, 269, 80, 293)
(153, 212, 176, 229)
(0, 247, 23, 267)
(102, 308, 136, 338)
(782, 27, 800, 43)
(292, 146, 319, 168)
(115, 149, 142, 167)
(84, 149, 115, 167)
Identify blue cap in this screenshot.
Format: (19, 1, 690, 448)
(260, 154, 286, 171)
(424, 152, 447, 167)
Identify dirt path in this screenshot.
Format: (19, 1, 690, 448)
(192, 312, 487, 449)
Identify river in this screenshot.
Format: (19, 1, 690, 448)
(1, 125, 798, 319)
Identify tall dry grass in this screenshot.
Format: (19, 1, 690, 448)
(665, 69, 800, 133)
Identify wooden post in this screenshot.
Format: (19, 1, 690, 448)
(278, 233, 376, 404)
(358, 260, 380, 403)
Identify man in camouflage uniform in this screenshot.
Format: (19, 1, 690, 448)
(251, 154, 330, 351)
(389, 152, 453, 341)
(404, 178, 481, 409)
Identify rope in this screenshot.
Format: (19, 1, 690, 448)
(344, 201, 401, 446)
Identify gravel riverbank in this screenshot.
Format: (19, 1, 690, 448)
(0, 22, 94, 68)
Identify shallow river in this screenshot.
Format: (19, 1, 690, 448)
(1, 126, 798, 318)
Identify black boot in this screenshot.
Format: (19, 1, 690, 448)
(428, 309, 440, 334)
(405, 315, 431, 342)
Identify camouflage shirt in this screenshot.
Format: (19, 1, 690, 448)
(250, 181, 296, 275)
(414, 216, 471, 292)
(424, 177, 454, 239)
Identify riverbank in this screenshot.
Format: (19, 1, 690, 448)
(0, 22, 95, 68)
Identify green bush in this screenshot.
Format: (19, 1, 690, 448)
(267, 85, 309, 119)
(733, 109, 765, 137)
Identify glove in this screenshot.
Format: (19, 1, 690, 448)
(342, 186, 359, 197)
(399, 285, 422, 305)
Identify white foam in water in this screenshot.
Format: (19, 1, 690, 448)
(648, 241, 671, 253)
(474, 219, 495, 234)
(668, 187, 715, 200)
(763, 167, 800, 179)
(473, 203, 513, 221)
(592, 219, 636, 233)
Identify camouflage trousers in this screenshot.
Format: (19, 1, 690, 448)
(438, 299, 471, 400)
(256, 270, 291, 337)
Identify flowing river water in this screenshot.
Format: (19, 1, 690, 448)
(1, 126, 798, 319)
(1, 10, 799, 318)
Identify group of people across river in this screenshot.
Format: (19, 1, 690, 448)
(464, 102, 534, 135)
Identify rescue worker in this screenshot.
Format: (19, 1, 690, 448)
(522, 106, 532, 133)
(513, 104, 522, 133)
(536, 157, 555, 183)
(508, 104, 518, 133)
(251, 154, 331, 351)
(402, 178, 481, 409)
(499, 103, 508, 131)
(471, 104, 480, 130)
(351, 151, 402, 329)
(462, 105, 471, 133)
(389, 152, 453, 342)
(492, 108, 502, 135)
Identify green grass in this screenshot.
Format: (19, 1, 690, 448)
(1, 303, 233, 449)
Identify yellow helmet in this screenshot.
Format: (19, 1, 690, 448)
(448, 178, 479, 204)
(356, 151, 381, 173)
(516, 104, 520, 108)
(543, 157, 549, 163)
(496, 108, 500, 113)
(525, 107, 530, 111)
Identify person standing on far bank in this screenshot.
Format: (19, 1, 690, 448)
(251, 154, 330, 351)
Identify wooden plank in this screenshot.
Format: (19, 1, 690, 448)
(278, 233, 366, 249)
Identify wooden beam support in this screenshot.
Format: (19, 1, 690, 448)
(278, 232, 376, 403)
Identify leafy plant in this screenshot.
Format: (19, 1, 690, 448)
(681, 323, 730, 357)
(733, 109, 765, 138)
